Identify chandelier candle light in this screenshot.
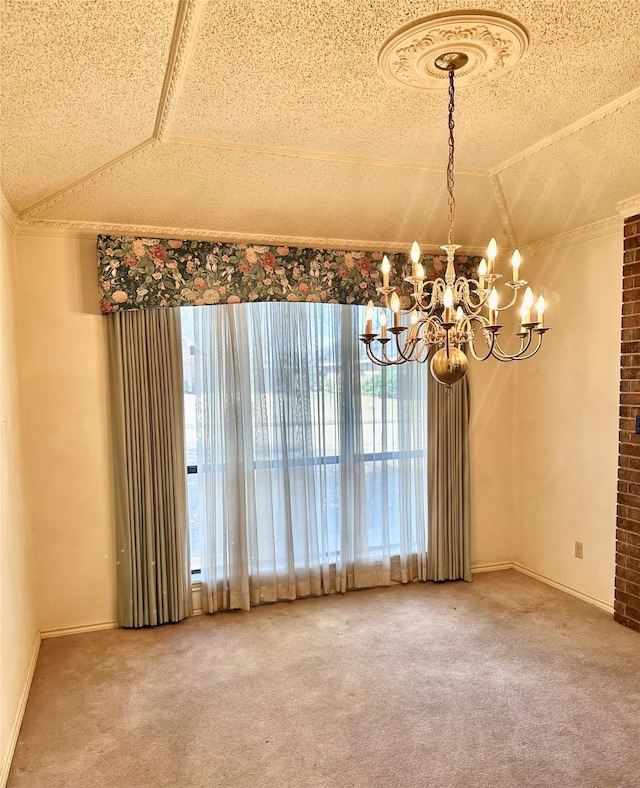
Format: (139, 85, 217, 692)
(360, 50, 550, 387)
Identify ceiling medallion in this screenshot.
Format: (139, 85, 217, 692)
(377, 10, 529, 90)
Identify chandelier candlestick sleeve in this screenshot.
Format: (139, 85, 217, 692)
(359, 52, 551, 386)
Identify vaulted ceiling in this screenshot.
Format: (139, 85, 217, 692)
(1, 0, 639, 252)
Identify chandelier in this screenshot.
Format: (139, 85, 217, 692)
(360, 51, 550, 387)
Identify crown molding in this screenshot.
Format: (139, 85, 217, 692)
(154, 0, 205, 141)
(617, 194, 640, 220)
(14, 222, 101, 239)
(19, 139, 157, 219)
(488, 173, 518, 249)
(520, 215, 621, 257)
(0, 188, 19, 232)
(15, 217, 487, 255)
(167, 135, 487, 175)
(490, 87, 640, 176)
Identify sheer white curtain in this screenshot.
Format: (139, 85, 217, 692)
(190, 302, 428, 613)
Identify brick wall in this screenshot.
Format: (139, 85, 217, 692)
(617, 212, 640, 631)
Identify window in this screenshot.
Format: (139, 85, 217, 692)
(181, 302, 428, 596)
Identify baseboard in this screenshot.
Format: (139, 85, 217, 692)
(40, 621, 119, 639)
(512, 563, 614, 614)
(0, 632, 41, 788)
(471, 562, 513, 574)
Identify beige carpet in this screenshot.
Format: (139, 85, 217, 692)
(8, 570, 640, 788)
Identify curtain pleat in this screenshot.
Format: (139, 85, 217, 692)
(427, 370, 471, 581)
(108, 308, 192, 627)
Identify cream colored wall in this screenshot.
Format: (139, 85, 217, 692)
(469, 361, 515, 569)
(513, 231, 622, 607)
(0, 215, 38, 784)
(14, 234, 116, 632)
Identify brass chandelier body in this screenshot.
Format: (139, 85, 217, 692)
(359, 53, 550, 387)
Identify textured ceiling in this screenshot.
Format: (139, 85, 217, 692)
(1, 0, 639, 250)
(29, 140, 504, 247)
(0, 0, 177, 212)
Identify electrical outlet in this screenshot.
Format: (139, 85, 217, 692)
(575, 541, 583, 559)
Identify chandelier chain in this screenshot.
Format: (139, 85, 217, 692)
(447, 67, 456, 245)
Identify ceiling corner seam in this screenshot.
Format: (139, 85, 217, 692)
(19, 139, 158, 221)
(154, 0, 206, 142)
(617, 194, 640, 219)
(165, 134, 489, 175)
(488, 173, 518, 248)
(489, 86, 640, 176)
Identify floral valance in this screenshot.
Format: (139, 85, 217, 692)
(97, 235, 480, 314)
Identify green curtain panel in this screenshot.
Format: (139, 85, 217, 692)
(427, 371, 472, 582)
(97, 235, 480, 313)
(108, 307, 192, 627)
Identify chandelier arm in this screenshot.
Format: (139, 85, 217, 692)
(362, 341, 396, 366)
(502, 331, 547, 362)
(463, 301, 490, 318)
(495, 288, 519, 313)
(392, 333, 422, 363)
(490, 330, 536, 361)
(384, 332, 430, 365)
(448, 318, 470, 347)
(379, 339, 409, 366)
(404, 275, 423, 292)
(415, 336, 434, 363)
(464, 284, 519, 325)
(465, 322, 499, 361)
(424, 316, 446, 343)
(459, 280, 490, 312)
(382, 353, 407, 366)
(413, 280, 442, 313)
(465, 300, 488, 316)
(517, 339, 546, 361)
(456, 279, 492, 315)
(453, 278, 468, 305)
(406, 317, 446, 363)
(427, 279, 448, 313)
